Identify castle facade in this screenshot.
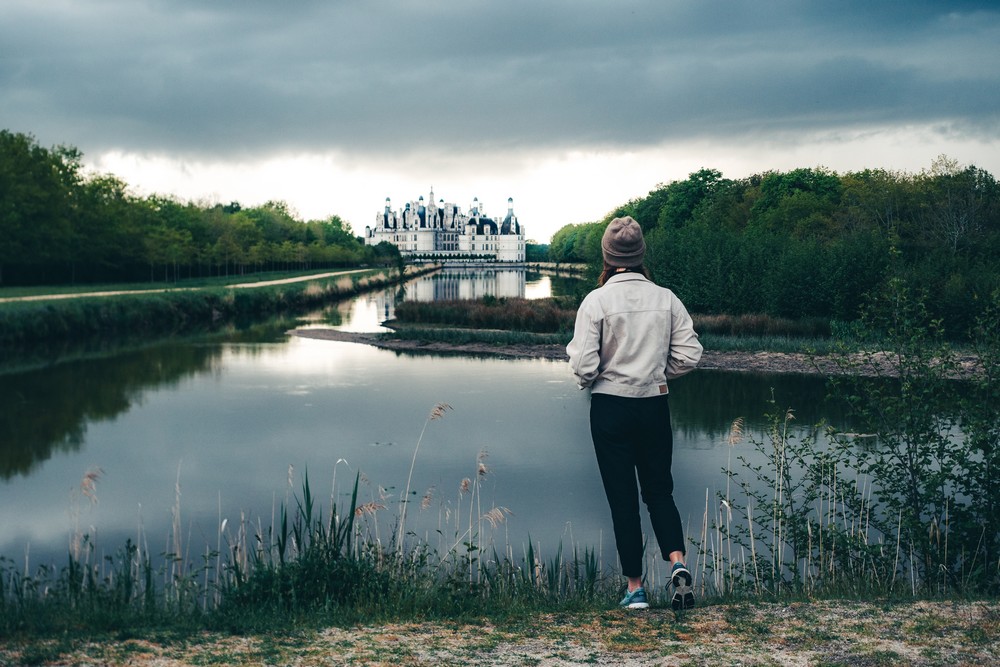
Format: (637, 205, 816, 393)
(365, 188, 525, 262)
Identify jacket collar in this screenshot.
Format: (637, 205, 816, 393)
(603, 271, 651, 286)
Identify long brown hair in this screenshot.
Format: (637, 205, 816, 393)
(598, 261, 650, 287)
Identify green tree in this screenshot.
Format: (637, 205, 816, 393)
(655, 168, 725, 230)
(919, 156, 998, 254)
(0, 131, 79, 283)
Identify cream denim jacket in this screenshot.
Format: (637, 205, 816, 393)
(566, 272, 702, 397)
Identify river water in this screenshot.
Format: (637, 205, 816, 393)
(0, 269, 850, 574)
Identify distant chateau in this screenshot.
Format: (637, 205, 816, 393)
(365, 188, 525, 262)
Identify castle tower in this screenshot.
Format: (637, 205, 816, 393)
(428, 187, 438, 227)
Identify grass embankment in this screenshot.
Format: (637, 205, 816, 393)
(387, 297, 838, 354)
(0, 267, 434, 369)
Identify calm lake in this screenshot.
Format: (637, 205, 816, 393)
(0, 269, 852, 572)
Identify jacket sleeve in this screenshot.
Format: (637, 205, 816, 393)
(566, 298, 602, 389)
(666, 297, 703, 380)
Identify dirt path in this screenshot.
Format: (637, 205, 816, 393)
(3, 600, 995, 666)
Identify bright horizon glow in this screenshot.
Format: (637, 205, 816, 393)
(89, 124, 1000, 245)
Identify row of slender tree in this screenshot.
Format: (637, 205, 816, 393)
(0, 130, 400, 286)
(550, 159, 1000, 333)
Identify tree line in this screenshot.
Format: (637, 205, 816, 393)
(549, 158, 1000, 334)
(0, 130, 400, 286)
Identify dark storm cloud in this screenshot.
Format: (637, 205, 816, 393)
(2, 0, 998, 158)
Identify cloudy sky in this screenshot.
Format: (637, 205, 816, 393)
(4, 1, 999, 242)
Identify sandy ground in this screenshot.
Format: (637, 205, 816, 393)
(2, 600, 996, 666)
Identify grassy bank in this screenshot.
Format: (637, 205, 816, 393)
(0, 266, 435, 368)
(389, 297, 839, 354)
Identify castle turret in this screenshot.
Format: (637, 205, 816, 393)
(368, 190, 523, 261)
(501, 197, 517, 235)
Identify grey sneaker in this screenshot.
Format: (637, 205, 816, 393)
(670, 563, 694, 610)
(619, 586, 649, 609)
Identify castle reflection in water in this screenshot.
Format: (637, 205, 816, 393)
(338, 268, 538, 332)
(407, 267, 526, 301)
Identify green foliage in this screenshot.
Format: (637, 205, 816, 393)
(827, 282, 1000, 593)
(699, 284, 1000, 599)
(546, 159, 1000, 336)
(0, 131, 386, 287)
(547, 222, 606, 265)
(713, 403, 892, 598)
(953, 291, 1000, 583)
(524, 243, 549, 263)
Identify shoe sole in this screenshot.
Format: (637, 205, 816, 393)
(626, 602, 650, 609)
(671, 585, 694, 610)
(671, 567, 695, 610)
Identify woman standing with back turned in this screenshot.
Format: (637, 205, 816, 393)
(566, 216, 702, 610)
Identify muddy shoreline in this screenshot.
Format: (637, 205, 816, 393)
(292, 328, 860, 376)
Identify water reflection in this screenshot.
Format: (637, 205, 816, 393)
(0, 268, 866, 569)
(410, 268, 527, 301)
(301, 268, 566, 333)
(671, 369, 853, 439)
(0, 343, 223, 479)
(0, 332, 861, 567)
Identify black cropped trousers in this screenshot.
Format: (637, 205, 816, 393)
(589, 392, 685, 578)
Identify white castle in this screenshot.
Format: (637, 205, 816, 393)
(365, 188, 525, 262)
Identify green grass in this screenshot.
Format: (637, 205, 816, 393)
(699, 332, 838, 354)
(389, 297, 842, 353)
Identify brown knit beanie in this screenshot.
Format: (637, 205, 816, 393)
(601, 216, 646, 267)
